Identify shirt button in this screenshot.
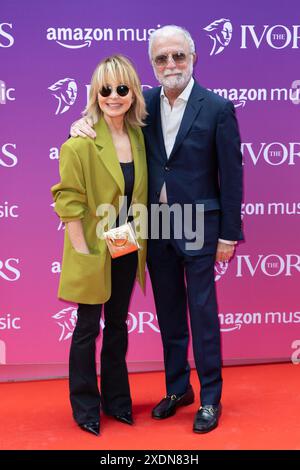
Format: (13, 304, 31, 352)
(165, 166, 170, 171)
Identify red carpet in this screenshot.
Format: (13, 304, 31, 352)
(0, 363, 299, 450)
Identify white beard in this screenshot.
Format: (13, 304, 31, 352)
(161, 74, 187, 89)
(155, 59, 194, 91)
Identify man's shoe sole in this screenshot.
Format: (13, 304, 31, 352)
(193, 421, 218, 433)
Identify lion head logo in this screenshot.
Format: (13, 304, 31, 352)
(214, 260, 229, 281)
(52, 306, 77, 341)
(204, 18, 233, 56)
(50, 202, 65, 231)
(48, 78, 77, 115)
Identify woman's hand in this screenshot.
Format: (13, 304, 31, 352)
(66, 220, 90, 254)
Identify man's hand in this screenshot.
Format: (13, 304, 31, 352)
(70, 116, 96, 138)
(215, 241, 235, 263)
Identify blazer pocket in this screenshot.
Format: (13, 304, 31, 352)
(71, 247, 101, 257)
(67, 247, 102, 284)
(58, 246, 107, 303)
(195, 198, 220, 212)
(189, 128, 210, 136)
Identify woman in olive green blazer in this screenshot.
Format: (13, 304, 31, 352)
(51, 55, 147, 436)
(52, 116, 147, 305)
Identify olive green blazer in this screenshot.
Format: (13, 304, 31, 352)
(51, 117, 148, 304)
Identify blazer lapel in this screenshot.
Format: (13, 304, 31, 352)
(155, 94, 168, 162)
(126, 125, 144, 198)
(94, 117, 124, 194)
(168, 83, 204, 161)
(147, 87, 168, 162)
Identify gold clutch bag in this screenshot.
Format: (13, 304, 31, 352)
(103, 222, 140, 259)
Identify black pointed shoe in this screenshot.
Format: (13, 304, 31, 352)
(113, 412, 133, 425)
(152, 385, 195, 419)
(79, 421, 100, 436)
(193, 404, 222, 434)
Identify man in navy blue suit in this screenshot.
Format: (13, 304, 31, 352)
(71, 25, 243, 434)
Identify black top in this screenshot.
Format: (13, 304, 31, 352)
(115, 161, 134, 226)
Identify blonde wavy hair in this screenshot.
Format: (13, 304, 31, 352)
(83, 54, 147, 128)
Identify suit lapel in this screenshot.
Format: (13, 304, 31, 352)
(155, 93, 168, 162)
(147, 87, 168, 162)
(94, 117, 124, 194)
(127, 125, 144, 198)
(168, 82, 204, 161)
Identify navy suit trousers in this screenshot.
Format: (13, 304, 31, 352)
(147, 237, 223, 406)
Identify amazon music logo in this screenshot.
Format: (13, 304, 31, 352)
(0, 80, 16, 104)
(46, 25, 160, 49)
(0, 314, 21, 330)
(208, 86, 300, 108)
(241, 201, 300, 217)
(0, 202, 19, 219)
(220, 310, 300, 333)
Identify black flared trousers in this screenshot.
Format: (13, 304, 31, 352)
(69, 251, 138, 425)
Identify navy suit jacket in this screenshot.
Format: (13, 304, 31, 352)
(142, 80, 243, 255)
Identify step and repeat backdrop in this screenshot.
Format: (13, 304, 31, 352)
(1, 0, 300, 379)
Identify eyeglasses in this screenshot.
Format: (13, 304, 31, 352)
(153, 52, 190, 67)
(99, 85, 130, 97)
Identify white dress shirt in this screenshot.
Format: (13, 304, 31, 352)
(159, 77, 235, 246)
(159, 77, 194, 203)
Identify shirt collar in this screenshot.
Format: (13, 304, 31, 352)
(160, 77, 194, 102)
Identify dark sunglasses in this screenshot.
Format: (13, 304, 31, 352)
(99, 85, 130, 97)
(153, 52, 189, 66)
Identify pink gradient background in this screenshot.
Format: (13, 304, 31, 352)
(1, 0, 300, 379)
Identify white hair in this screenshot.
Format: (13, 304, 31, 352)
(148, 25, 196, 60)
